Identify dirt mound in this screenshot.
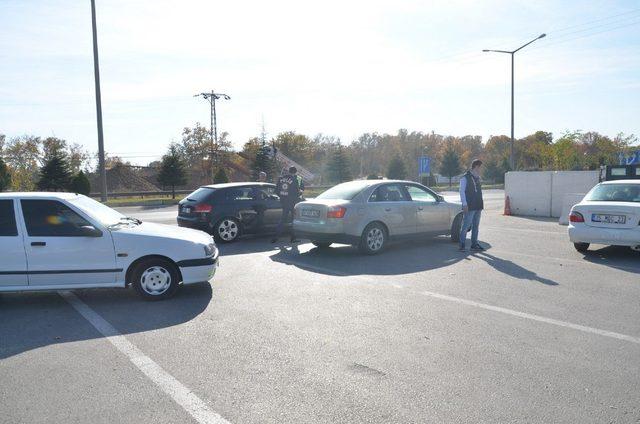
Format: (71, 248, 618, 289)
(90, 164, 160, 193)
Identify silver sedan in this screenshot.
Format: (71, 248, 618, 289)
(293, 180, 463, 254)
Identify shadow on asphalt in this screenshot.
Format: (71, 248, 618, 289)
(268, 238, 562, 287)
(268, 237, 473, 276)
(580, 245, 640, 273)
(0, 282, 212, 359)
(471, 252, 559, 286)
(217, 228, 297, 256)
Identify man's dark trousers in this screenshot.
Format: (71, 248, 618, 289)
(275, 199, 297, 239)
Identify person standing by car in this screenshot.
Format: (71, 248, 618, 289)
(258, 171, 267, 183)
(271, 166, 303, 243)
(459, 159, 485, 251)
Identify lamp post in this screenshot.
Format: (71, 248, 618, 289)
(483, 33, 546, 170)
(90, 0, 107, 201)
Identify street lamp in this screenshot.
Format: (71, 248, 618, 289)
(90, 0, 107, 201)
(483, 33, 546, 170)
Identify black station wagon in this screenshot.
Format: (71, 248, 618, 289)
(177, 183, 283, 242)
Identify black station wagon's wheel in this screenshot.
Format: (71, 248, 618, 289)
(214, 218, 240, 243)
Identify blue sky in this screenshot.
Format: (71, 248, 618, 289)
(1, 0, 639, 164)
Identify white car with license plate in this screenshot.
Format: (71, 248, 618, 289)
(568, 180, 640, 253)
(0, 193, 218, 299)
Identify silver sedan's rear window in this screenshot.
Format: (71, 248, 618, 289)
(317, 181, 368, 200)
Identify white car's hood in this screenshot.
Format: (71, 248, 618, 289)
(111, 221, 213, 245)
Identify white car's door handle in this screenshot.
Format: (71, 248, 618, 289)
(31, 241, 46, 246)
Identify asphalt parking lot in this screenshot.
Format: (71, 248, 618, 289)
(1, 189, 639, 424)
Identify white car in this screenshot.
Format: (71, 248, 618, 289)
(568, 180, 640, 253)
(0, 192, 218, 299)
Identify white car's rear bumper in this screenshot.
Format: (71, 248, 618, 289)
(568, 224, 640, 247)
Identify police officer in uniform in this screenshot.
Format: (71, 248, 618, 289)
(271, 166, 304, 243)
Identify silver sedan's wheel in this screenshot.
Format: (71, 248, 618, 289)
(216, 218, 239, 242)
(367, 228, 384, 251)
(131, 258, 180, 300)
(359, 222, 387, 255)
(140, 266, 172, 296)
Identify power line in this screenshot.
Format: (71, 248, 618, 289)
(544, 14, 640, 43)
(545, 8, 640, 35)
(531, 19, 640, 50)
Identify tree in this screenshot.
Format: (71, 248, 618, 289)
(4, 135, 40, 190)
(251, 145, 274, 182)
(69, 171, 91, 195)
(272, 131, 316, 166)
(439, 145, 462, 188)
(0, 157, 11, 192)
(157, 144, 187, 198)
(37, 151, 72, 191)
(553, 133, 584, 170)
(213, 167, 229, 184)
(325, 146, 352, 183)
(387, 154, 407, 180)
(180, 123, 231, 184)
(483, 159, 502, 184)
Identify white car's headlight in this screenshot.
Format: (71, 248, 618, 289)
(204, 242, 216, 257)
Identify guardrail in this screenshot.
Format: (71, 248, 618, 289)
(89, 190, 193, 199)
(90, 186, 334, 200)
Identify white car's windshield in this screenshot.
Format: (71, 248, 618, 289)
(586, 184, 640, 203)
(68, 195, 128, 226)
(317, 181, 368, 200)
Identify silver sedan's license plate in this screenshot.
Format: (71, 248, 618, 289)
(301, 209, 320, 218)
(592, 214, 625, 224)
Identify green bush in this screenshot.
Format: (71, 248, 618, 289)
(69, 171, 91, 195)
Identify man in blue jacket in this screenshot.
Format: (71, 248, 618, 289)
(459, 159, 485, 251)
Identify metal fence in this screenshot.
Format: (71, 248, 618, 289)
(89, 186, 334, 200)
(89, 190, 193, 199)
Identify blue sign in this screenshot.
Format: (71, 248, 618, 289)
(620, 151, 640, 165)
(418, 157, 431, 175)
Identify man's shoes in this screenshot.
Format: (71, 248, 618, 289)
(470, 244, 485, 251)
(458, 245, 467, 252)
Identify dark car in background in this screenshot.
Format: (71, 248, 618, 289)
(177, 183, 283, 242)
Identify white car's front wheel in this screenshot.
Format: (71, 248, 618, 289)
(131, 258, 180, 300)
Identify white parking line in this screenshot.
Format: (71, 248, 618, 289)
(61, 291, 232, 424)
(417, 290, 640, 345)
(277, 258, 640, 346)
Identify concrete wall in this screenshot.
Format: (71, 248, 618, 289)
(550, 171, 599, 217)
(505, 171, 599, 218)
(505, 172, 552, 217)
